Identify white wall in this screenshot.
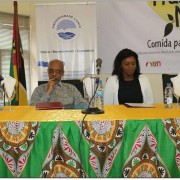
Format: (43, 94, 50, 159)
(0, 1, 164, 103)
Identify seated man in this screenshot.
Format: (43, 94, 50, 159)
(30, 59, 88, 109)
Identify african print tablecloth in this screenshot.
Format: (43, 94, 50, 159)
(0, 118, 179, 178)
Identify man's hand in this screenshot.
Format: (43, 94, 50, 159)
(47, 78, 56, 94)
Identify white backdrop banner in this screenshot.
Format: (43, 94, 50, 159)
(36, 3, 96, 81)
(97, 1, 180, 74)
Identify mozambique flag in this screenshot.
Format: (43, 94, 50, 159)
(10, 1, 28, 105)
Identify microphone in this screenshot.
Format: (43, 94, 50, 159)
(96, 58, 102, 75)
(81, 58, 104, 115)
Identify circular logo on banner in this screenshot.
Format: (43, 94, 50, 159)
(52, 15, 81, 42)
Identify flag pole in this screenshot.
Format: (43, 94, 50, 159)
(13, 1, 20, 105)
(10, 1, 28, 106)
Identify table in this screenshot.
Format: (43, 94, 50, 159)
(0, 104, 179, 178)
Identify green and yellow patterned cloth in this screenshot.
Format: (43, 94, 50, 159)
(0, 105, 179, 177)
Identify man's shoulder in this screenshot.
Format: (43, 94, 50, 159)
(61, 82, 76, 89)
(35, 83, 47, 90)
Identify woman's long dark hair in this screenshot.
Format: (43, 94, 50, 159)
(112, 48, 140, 80)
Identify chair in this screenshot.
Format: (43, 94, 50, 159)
(38, 79, 84, 97)
(162, 74, 177, 103)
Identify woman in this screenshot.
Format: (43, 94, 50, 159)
(104, 48, 154, 104)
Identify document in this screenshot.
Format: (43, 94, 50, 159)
(124, 103, 155, 108)
(36, 102, 64, 110)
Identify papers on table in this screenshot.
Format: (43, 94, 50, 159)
(124, 103, 155, 108)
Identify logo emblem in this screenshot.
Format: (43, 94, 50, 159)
(148, 2, 180, 37)
(146, 61, 161, 67)
(52, 15, 81, 42)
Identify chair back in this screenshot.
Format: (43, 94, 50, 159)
(38, 79, 84, 97)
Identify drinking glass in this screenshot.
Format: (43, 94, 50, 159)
(4, 87, 15, 111)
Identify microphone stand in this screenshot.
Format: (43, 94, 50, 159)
(81, 74, 104, 114)
(2, 84, 5, 106)
(0, 75, 5, 106)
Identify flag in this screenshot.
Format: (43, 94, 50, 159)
(10, 1, 28, 105)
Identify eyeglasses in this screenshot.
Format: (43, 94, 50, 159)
(48, 69, 63, 74)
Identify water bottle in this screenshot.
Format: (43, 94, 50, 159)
(164, 83, 173, 108)
(0, 84, 4, 111)
(96, 79, 104, 111)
